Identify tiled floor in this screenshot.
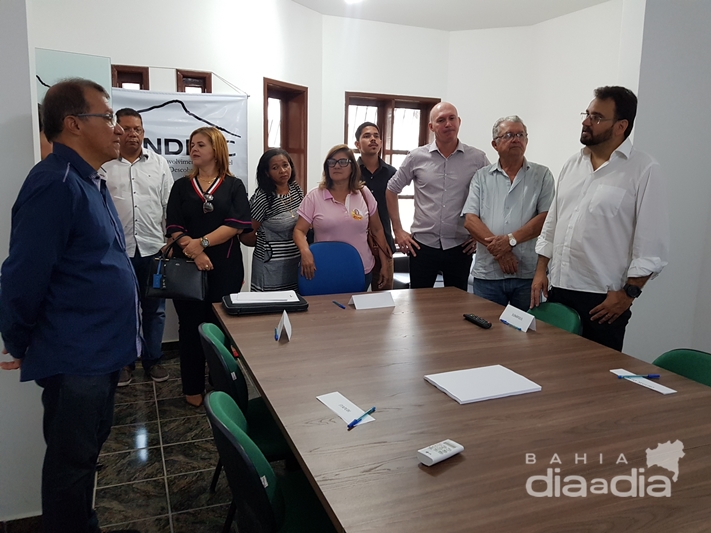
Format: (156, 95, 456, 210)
(98, 356, 233, 533)
(2, 354, 238, 533)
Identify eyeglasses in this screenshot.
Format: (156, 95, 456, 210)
(494, 132, 527, 142)
(326, 158, 351, 168)
(580, 112, 617, 125)
(73, 113, 117, 126)
(202, 193, 214, 214)
(121, 126, 144, 135)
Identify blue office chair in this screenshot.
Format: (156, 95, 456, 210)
(298, 241, 365, 296)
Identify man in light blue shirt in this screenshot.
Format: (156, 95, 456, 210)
(462, 116, 554, 310)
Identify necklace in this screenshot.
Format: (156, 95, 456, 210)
(198, 175, 218, 189)
(278, 191, 294, 218)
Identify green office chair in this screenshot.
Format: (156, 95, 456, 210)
(199, 323, 292, 493)
(653, 349, 711, 387)
(205, 391, 336, 533)
(527, 302, 582, 335)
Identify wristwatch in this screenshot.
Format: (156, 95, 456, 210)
(508, 233, 517, 247)
(200, 236, 210, 249)
(623, 283, 642, 299)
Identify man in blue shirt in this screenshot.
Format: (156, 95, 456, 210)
(0, 79, 140, 533)
(462, 116, 554, 310)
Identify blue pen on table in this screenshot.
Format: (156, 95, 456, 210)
(347, 406, 376, 430)
(500, 319, 522, 331)
(332, 300, 346, 309)
(274, 328, 278, 341)
(618, 374, 660, 380)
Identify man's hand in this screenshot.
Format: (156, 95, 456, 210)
(462, 237, 476, 255)
(497, 252, 518, 275)
(1, 349, 21, 370)
(394, 229, 420, 257)
(530, 271, 549, 309)
(590, 290, 633, 324)
(485, 235, 512, 259)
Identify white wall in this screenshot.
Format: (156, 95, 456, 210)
(320, 16, 450, 174)
(30, 0, 325, 194)
(627, 0, 711, 358)
(0, 0, 45, 520)
(448, 0, 626, 174)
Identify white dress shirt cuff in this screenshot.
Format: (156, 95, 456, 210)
(627, 257, 667, 279)
(534, 238, 553, 258)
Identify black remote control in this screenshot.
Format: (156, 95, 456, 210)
(463, 314, 492, 329)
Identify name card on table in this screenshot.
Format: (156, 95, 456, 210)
(275, 311, 292, 342)
(499, 304, 536, 332)
(316, 392, 375, 426)
(348, 292, 395, 310)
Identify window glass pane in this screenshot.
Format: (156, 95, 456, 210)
(399, 198, 415, 233)
(185, 86, 203, 94)
(267, 97, 281, 148)
(347, 105, 378, 149)
(121, 82, 141, 90)
(391, 153, 407, 169)
(391, 153, 414, 196)
(392, 108, 420, 150)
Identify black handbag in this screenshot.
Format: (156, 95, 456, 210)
(146, 238, 207, 301)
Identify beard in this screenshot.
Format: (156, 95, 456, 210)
(580, 125, 613, 146)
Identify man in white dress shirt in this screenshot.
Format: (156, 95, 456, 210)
(102, 108, 173, 383)
(531, 87, 669, 351)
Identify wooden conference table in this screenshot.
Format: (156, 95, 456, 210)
(215, 288, 711, 532)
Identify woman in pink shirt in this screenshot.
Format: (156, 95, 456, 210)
(294, 144, 392, 290)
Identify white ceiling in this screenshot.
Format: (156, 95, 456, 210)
(291, 0, 609, 31)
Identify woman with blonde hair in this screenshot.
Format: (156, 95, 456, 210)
(166, 127, 251, 406)
(294, 144, 392, 290)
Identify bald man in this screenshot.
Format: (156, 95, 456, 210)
(386, 102, 489, 290)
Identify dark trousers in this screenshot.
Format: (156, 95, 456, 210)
(547, 287, 631, 351)
(38, 372, 119, 533)
(409, 240, 473, 291)
(131, 249, 166, 371)
(173, 299, 217, 395)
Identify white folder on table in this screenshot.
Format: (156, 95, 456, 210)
(425, 364, 541, 404)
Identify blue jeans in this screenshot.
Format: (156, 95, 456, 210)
(472, 278, 533, 310)
(132, 250, 166, 370)
(38, 372, 119, 533)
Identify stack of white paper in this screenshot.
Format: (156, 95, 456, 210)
(230, 290, 299, 304)
(424, 364, 541, 404)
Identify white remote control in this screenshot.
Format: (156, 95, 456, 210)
(417, 439, 464, 466)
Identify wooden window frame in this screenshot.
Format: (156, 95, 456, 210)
(177, 69, 212, 93)
(345, 92, 440, 200)
(111, 65, 149, 90)
(264, 78, 308, 192)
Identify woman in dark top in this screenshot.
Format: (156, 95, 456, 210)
(240, 148, 304, 292)
(166, 126, 251, 407)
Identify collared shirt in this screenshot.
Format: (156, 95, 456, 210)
(358, 157, 396, 252)
(0, 143, 140, 381)
(101, 147, 173, 257)
(387, 140, 489, 249)
(535, 138, 669, 294)
(462, 159, 554, 280)
(297, 186, 378, 274)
